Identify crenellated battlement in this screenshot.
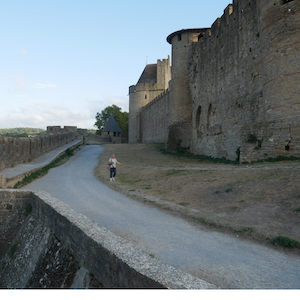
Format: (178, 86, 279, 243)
(143, 89, 170, 110)
(129, 0, 300, 162)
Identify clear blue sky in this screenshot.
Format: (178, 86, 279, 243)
(0, 0, 231, 129)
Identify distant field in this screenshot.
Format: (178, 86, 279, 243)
(0, 128, 46, 137)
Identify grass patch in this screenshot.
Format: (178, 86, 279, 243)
(157, 143, 300, 165)
(293, 207, 300, 213)
(264, 155, 300, 163)
(179, 202, 189, 206)
(165, 169, 188, 176)
(270, 236, 300, 249)
(118, 173, 142, 184)
(13, 146, 78, 188)
(157, 143, 239, 165)
(225, 188, 233, 193)
(239, 227, 254, 233)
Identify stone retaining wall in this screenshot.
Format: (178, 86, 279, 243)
(0, 190, 217, 289)
(0, 132, 76, 172)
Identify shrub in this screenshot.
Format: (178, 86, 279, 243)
(270, 236, 300, 249)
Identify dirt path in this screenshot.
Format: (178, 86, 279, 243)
(95, 143, 300, 253)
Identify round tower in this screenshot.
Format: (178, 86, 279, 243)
(258, 0, 300, 121)
(129, 59, 171, 143)
(166, 28, 208, 149)
(128, 83, 152, 143)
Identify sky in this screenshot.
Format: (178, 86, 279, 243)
(0, 0, 231, 130)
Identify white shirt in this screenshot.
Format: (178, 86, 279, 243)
(109, 158, 117, 168)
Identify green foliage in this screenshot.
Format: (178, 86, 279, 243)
(24, 204, 32, 216)
(94, 105, 128, 134)
(247, 133, 258, 143)
(0, 128, 46, 137)
(87, 129, 97, 134)
(8, 243, 19, 259)
(162, 149, 239, 165)
(247, 133, 262, 150)
(270, 236, 300, 249)
(264, 155, 300, 162)
(14, 146, 76, 188)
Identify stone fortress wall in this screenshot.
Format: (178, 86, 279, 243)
(129, 0, 300, 163)
(129, 57, 171, 143)
(0, 124, 117, 173)
(0, 127, 76, 172)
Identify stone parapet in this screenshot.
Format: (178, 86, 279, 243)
(0, 132, 76, 172)
(0, 190, 217, 289)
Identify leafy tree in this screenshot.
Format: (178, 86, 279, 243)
(94, 105, 128, 135)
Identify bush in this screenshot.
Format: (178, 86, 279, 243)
(270, 236, 300, 248)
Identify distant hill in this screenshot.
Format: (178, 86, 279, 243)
(87, 129, 97, 134)
(0, 128, 46, 138)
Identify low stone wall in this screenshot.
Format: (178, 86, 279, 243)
(0, 132, 76, 172)
(86, 133, 111, 145)
(0, 190, 217, 289)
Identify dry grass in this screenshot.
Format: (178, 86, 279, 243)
(94, 143, 300, 251)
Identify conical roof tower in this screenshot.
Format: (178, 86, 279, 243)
(102, 114, 122, 133)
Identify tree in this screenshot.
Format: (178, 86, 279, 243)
(94, 105, 129, 135)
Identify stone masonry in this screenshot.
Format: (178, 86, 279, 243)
(129, 0, 300, 163)
(0, 190, 217, 289)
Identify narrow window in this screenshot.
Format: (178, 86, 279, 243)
(207, 104, 212, 127)
(196, 106, 201, 128)
(145, 95, 147, 99)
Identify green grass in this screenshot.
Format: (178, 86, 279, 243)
(157, 143, 239, 164)
(13, 146, 78, 188)
(156, 143, 300, 165)
(165, 169, 188, 176)
(270, 236, 300, 249)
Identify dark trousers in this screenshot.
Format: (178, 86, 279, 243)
(110, 167, 116, 178)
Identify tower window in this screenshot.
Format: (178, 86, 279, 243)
(145, 95, 147, 99)
(196, 106, 201, 128)
(207, 104, 212, 127)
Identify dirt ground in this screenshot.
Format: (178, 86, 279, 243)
(94, 143, 300, 252)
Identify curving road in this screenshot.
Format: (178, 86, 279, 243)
(22, 145, 300, 288)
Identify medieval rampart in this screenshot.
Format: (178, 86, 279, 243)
(0, 131, 76, 171)
(188, 0, 300, 162)
(140, 89, 171, 143)
(188, 1, 263, 161)
(131, 0, 300, 163)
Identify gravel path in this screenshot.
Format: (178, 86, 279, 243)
(22, 145, 300, 288)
